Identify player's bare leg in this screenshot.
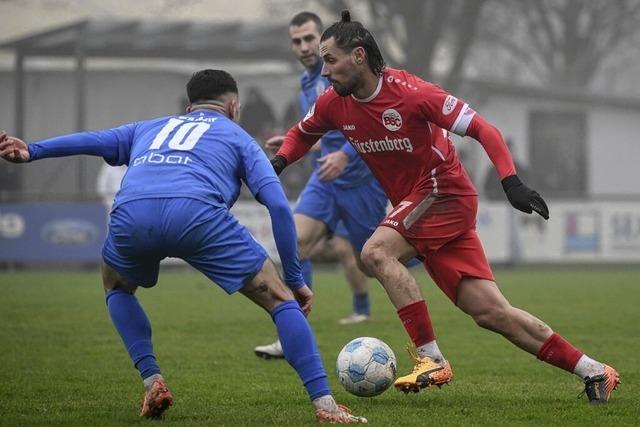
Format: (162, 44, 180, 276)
(254, 214, 327, 359)
(295, 213, 329, 260)
(241, 259, 367, 423)
(101, 262, 174, 419)
(456, 278, 620, 403)
(329, 236, 371, 325)
(361, 226, 451, 392)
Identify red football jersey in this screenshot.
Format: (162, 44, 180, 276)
(292, 68, 480, 205)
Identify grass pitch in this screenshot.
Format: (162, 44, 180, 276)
(0, 267, 638, 426)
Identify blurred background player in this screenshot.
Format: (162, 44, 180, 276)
(254, 11, 388, 359)
(96, 163, 127, 214)
(0, 70, 366, 423)
(270, 11, 620, 405)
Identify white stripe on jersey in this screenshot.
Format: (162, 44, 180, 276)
(430, 167, 438, 194)
(431, 146, 445, 161)
(298, 122, 325, 136)
(450, 103, 476, 136)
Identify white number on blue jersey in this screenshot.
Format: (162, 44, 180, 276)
(149, 118, 210, 151)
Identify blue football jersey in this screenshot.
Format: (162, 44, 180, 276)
(300, 63, 373, 188)
(110, 110, 279, 209)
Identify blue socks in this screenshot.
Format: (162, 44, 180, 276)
(353, 293, 371, 316)
(300, 259, 313, 289)
(271, 300, 329, 400)
(105, 289, 160, 380)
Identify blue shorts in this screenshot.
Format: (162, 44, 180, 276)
(103, 198, 267, 293)
(294, 173, 387, 252)
(334, 221, 349, 239)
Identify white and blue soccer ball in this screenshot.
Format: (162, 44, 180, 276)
(336, 337, 397, 397)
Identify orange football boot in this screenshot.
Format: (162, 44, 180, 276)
(580, 365, 620, 404)
(394, 344, 453, 393)
(140, 379, 174, 419)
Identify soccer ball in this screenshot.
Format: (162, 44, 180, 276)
(336, 337, 397, 397)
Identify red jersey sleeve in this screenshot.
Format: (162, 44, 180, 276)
(413, 78, 516, 180)
(276, 90, 336, 165)
(414, 80, 476, 137)
(466, 114, 516, 180)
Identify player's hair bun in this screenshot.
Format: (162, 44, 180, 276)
(341, 10, 351, 22)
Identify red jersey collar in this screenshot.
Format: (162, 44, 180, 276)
(351, 74, 383, 103)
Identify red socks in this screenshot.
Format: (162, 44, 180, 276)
(397, 300, 435, 347)
(537, 332, 583, 372)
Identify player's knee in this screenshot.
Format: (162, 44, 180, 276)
(101, 262, 136, 294)
(360, 239, 389, 272)
(241, 262, 294, 311)
(297, 236, 315, 260)
(355, 255, 375, 277)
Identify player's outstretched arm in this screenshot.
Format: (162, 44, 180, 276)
(0, 126, 134, 166)
(0, 132, 30, 163)
(465, 114, 549, 220)
(257, 182, 307, 281)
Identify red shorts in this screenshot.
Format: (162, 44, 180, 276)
(380, 194, 494, 303)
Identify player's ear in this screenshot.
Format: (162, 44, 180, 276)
(353, 47, 366, 65)
(228, 98, 241, 123)
(185, 104, 193, 113)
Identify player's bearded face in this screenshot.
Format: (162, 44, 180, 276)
(320, 39, 358, 97)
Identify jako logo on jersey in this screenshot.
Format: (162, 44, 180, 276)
(442, 95, 458, 115)
(304, 103, 316, 121)
(382, 109, 402, 131)
(343, 124, 356, 131)
(349, 136, 414, 154)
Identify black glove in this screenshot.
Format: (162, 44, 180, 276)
(270, 155, 288, 176)
(501, 175, 549, 220)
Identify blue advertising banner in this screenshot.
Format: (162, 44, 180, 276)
(0, 202, 107, 263)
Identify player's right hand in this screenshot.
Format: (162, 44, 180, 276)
(264, 135, 285, 152)
(0, 132, 30, 163)
(293, 284, 313, 315)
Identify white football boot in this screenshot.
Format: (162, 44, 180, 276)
(254, 339, 284, 359)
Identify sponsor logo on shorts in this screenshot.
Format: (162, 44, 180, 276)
(442, 95, 458, 115)
(383, 219, 399, 227)
(382, 108, 402, 131)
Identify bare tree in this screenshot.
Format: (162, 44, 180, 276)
(477, 0, 640, 90)
(268, 0, 488, 92)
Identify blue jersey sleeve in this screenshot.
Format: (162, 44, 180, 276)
(28, 123, 135, 166)
(239, 135, 280, 197)
(340, 140, 359, 161)
(256, 181, 304, 289)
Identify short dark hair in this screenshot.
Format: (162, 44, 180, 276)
(289, 11, 323, 32)
(186, 69, 238, 104)
(321, 10, 385, 76)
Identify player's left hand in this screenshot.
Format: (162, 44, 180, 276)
(317, 151, 348, 181)
(0, 133, 30, 163)
(502, 175, 549, 220)
(293, 284, 313, 315)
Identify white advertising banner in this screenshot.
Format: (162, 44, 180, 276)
(231, 201, 280, 261)
(231, 200, 640, 264)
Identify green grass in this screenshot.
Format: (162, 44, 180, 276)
(0, 267, 638, 426)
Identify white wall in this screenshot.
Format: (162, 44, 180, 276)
(0, 68, 298, 199)
(464, 92, 640, 198)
